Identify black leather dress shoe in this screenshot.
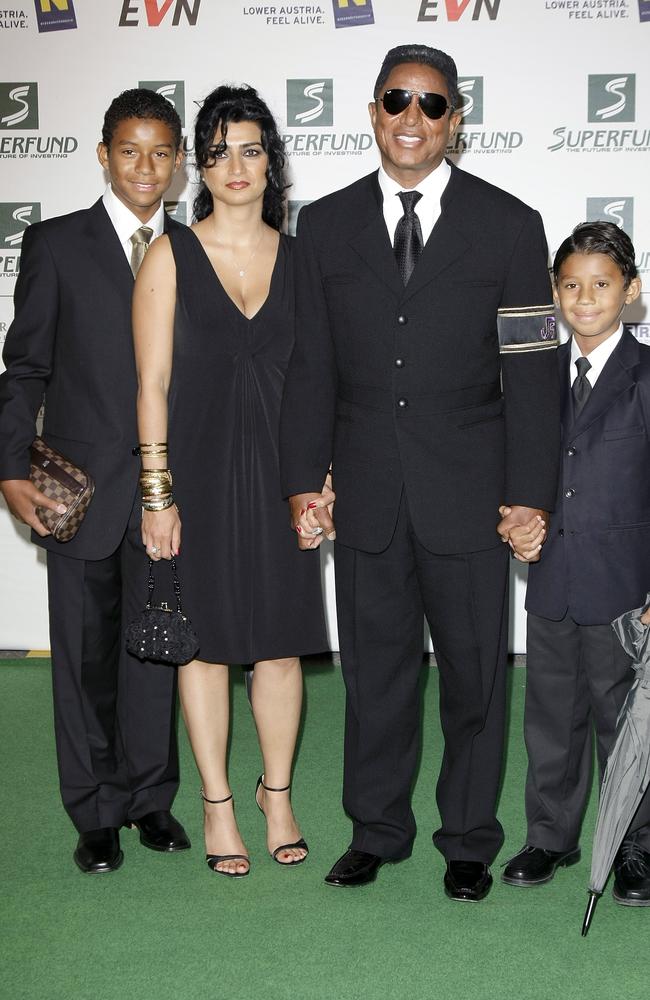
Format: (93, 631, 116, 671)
(324, 849, 385, 887)
(74, 828, 123, 874)
(501, 844, 581, 886)
(444, 860, 493, 901)
(613, 840, 650, 906)
(130, 811, 191, 852)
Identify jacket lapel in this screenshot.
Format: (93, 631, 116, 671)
(347, 174, 403, 299)
(571, 331, 639, 438)
(83, 199, 134, 295)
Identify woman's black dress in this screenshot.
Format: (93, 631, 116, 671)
(165, 226, 327, 664)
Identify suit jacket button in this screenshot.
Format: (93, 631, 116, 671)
(397, 398, 409, 409)
(564, 488, 575, 498)
(567, 446, 576, 456)
(558, 528, 564, 536)
(397, 315, 408, 325)
(395, 357, 404, 368)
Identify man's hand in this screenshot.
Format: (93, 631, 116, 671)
(289, 476, 336, 550)
(0, 478, 67, 537)
(641, 606, 650, 626)
(498, 505, 548, 562)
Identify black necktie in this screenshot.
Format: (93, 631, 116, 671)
(572, 356, 592, 416)
(394, 191, 423, 285)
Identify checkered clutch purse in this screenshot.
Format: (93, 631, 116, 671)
(29, 436, 95, 542)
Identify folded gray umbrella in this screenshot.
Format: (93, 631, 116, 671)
(582, 595, 650, 936)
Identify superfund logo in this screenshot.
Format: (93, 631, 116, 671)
(588, 74, 635, 122)
(549, 73, 649, 152)
(287, 79, 333, 127)
(283, 78, 372, 157)
(456, 77, 483, 125)
(586, 196, 633, 237)
(447, 77, 523, 155)
(0, 84, 78, 159)
(0, 202, 41, 277)
(0, 83, 38, 129)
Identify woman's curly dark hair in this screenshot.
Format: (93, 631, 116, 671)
(192, 85, 288, 231)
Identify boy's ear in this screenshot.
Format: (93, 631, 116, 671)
(625, 276, 642, 305)
(97, 142, 109, 170)
(552, 283, 560, 308)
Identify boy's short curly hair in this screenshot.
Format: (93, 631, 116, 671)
(101, 89, 182, 149)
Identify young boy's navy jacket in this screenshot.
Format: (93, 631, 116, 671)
(527, 329, 650, 625)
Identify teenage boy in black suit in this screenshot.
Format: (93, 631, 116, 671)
(0, 89, 189, 873)
(280, 44, 560, 901)
(501, 222, 650, 905)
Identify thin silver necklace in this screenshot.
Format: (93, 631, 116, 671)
(216, 228, 265, 278)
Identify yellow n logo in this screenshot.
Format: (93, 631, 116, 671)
(39, 1, 70, 11)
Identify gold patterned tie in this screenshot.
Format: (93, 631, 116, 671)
(129, 226, 154, 277)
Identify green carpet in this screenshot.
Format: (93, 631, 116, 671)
(0, 659, 646, 1000)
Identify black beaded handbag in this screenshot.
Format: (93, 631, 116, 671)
(125, 558, 199, 665)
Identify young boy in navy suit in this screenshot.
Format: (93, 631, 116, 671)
(0, 90, 188, 873)
(500, 222, 650, 905)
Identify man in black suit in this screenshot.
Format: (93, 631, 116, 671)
(0, 90, 190, 873)
(280, 45, 560, 900)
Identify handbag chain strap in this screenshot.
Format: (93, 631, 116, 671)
(146, 557, 184, 614)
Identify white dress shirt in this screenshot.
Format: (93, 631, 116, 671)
(378, 159, 451, 247)
(569, 324, 623, 389)
(102, 184, 165, 263)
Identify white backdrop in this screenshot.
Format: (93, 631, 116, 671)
(1, 0, 648, 650)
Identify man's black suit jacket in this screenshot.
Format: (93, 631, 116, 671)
(280, 162, 560, 554)
(0, 198, 182, 561)
(527, 330, 650, 625)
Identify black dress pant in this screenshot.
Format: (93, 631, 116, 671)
(334, 493, 509, 863)
(46, 499, 179, 833)
(525, 612, 650, 851)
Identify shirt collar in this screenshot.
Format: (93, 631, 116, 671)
(569, 324, 623, 386)
(377, 159, 451, 203)
(102, 184, 165, 246)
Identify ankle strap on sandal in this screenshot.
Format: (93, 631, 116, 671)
(200, 787, 233, 804)
(260, 777, 291, 793)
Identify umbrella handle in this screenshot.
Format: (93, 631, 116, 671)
(581, 890, 601, 937)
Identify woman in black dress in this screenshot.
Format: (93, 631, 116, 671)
(132, 86, 329, 877)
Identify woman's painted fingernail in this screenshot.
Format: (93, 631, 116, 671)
(307, 501, 318, 509)
(296, 526, 302, 534)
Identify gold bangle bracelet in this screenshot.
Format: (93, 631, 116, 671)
(142, 496, 175, 511)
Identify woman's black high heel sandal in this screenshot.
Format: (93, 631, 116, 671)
(201, 788, 250, 878)
(255, 774, 309, 866)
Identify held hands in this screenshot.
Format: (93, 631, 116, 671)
(0, 478, 67, 537)
(497, 504, 548, 563)
(289, 474, 336, 550)
(641, 606, 650, 626)
(141, 504, 181, 561)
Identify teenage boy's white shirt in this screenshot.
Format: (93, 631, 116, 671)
(378, 159, 451, 247)
(570, 324, 623, 389)
(102, 184, 165, 263)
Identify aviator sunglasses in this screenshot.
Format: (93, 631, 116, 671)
(378, 89, 452, 120)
